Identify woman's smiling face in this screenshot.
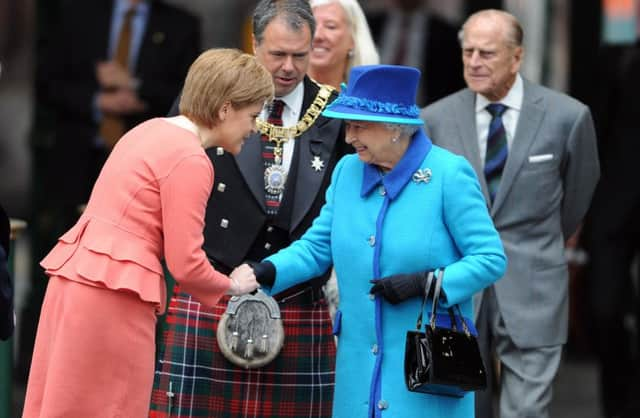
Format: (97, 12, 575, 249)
(345, 120, 397, 166)
(310, 2, 354, 73)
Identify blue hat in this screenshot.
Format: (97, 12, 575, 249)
(322, 65, 423, 125)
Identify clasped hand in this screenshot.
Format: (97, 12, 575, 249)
(96, 61, 133, 90)
(226, 264, 260, 296)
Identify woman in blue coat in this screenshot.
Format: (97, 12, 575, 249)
(251, 65, 507, 418)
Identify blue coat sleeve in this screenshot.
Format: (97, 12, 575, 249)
(439, 155, 507, 307)
(263, 158, 347, 295)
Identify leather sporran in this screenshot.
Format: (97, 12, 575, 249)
(404, 270, 487, 397)
(216, 290, 284, 369)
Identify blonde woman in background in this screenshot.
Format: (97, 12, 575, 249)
(309, 0, 379, 90)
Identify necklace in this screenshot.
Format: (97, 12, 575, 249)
(256, 84, 334, 165)
(259, 84, 334, 196)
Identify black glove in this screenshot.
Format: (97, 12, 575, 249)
(369, 271, 433, 305)
(249, 261, 276, 287)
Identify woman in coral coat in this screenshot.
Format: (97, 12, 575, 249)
(251, 65, 507, 418)
(22, 49, 272, 418)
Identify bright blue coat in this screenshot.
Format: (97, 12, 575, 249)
(266, 130, 506, 418)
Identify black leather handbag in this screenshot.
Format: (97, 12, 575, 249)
(404, 269, 487, 397)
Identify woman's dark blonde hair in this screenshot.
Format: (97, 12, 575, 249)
(180, 48, 274, 126)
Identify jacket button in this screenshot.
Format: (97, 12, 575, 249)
(368, 235, 375, 247)
(220, 219, 229, 228)
(378, 186, 386, 196)
(264, 242, 272, 250)
(371, 343, 379, 354)
(217, 183, 226, 192)
(216, 147, 224, 155)
(267, 226, 274, 232)
(377, 400, 388, 410)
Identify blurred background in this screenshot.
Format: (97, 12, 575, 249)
(1, 0, 638, 417)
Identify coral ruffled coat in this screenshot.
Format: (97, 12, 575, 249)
(22, 119, 230, 417)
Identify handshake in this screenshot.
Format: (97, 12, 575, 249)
(226, 263, 261, 296)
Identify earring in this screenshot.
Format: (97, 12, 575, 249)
(391, 137, 398, 143)
(347, 49, 354, 59)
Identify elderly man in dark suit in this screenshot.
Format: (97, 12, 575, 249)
(421, 9, 599, 418)
(151, 1, 349, 417)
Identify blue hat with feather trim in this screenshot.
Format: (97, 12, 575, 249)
(322, 65, 423, 125)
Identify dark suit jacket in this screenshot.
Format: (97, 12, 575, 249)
(168, 77, 348, 278)
(41, 0, 201, 207)
(0, 205, 13, 340)
(367, 12, 465, 106)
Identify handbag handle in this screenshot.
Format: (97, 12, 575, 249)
(416, 269, 471, 337)
(453, 304, 472, 337)
(426, 268, 473, 337)
(415, 271, 434, 330)
(428, 269, 444, 329)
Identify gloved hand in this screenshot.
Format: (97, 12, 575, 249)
(369, 271, 433, 305)
(249, 261, 276, 287)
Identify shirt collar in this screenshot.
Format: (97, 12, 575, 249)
(475, 73, 524, 113)
(361, 129, 432, 200)
(277, 81, 304, 117)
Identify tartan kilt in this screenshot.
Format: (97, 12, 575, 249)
(150, 283, 336, 418)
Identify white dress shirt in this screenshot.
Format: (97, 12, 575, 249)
(475, 73, 524, 169)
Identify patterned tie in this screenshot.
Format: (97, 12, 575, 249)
(99, 7, 135, 149)
(484, 103, 508, 202)
(262, 99, 286, 216)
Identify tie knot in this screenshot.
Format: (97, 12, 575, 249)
(486, 103, 507, 118)
(268, 99, 285, 120)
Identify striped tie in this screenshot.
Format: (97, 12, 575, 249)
(484, 103, 508, 202)
(262, 99, 285, 216)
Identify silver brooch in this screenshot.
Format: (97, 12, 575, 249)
(412, 168, 432, 184)
(311, 156, 325, 172)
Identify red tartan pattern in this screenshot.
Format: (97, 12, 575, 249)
(150, 285, 336, 418)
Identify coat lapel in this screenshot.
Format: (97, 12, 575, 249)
(290, 118, 337, 231)
(455, 90, 491, 201)
(235, 132, 266, 211)
(290, 77, 338, 231)
(490, 79, 545, 215)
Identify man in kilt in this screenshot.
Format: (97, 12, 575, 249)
(149, 1, 349, 417)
